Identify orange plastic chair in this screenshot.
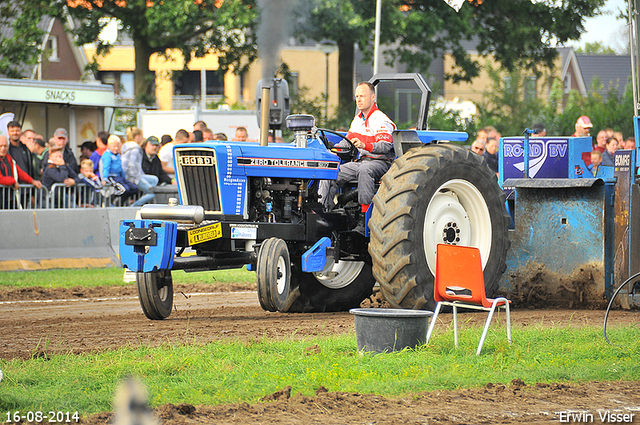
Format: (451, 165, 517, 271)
(425, 244, 511, 355)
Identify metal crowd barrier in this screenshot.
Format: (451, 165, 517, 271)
(0, 183, 142, 209)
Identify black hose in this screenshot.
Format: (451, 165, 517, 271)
(603, 271, 640, 345)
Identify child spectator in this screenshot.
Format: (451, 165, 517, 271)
(42, 147, 80, 207)
(101, 135, 138, 201)
(589, 150, 602, 177)
(90, 131, 109, 177)
(78, 159, 102, 206)
(42, 148, 79, 189)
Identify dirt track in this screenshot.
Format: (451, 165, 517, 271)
(2, 283, 639, 360)
(2, 284, 640, 424)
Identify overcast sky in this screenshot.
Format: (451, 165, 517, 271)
(578, 0, 629, 52)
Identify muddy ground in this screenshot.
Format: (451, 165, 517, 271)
(1, 284, 639, 424)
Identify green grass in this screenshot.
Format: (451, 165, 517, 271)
(0, 267, 256, 289)
(1, 325, 638, 416)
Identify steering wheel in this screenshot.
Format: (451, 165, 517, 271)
(317, 128, 359, 163)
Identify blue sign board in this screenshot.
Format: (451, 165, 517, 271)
(499, 136, 593, 187)
(501, 137, 569, 179)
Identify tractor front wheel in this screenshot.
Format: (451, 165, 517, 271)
(257, 237, 297, 312)
(136, 270, 174, 320)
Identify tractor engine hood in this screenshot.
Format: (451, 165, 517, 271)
(173, 138, 340, 218)
(234, 138, 340, 179)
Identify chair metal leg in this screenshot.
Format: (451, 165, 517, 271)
(453, 304, 459, 349)
(429, 299, 511, 354)
(505, 303, 512, 344)
(476, 298, 511, 355)
(476, 302, 499, 356)
(425, 302, 442, 344)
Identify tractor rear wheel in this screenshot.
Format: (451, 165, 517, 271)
(288, 260, 376, 312)
(136, 270, 174, 320)
(368, 143, 510, 311)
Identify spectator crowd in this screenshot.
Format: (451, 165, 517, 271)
(3, 113, 636, 209)
(468, 116, 636, 178)
(0, 118, 254, 209)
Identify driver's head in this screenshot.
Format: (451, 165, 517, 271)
(355, 82, 376, 116)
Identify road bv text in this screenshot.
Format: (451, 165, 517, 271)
(503, 141, 567, 158)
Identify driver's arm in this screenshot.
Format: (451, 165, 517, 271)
(368, 126, 394, 154)
(333, 139, 351, 149)
(347, 122, 395, 155)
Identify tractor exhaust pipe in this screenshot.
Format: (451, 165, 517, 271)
(260, 85, 270, 146)
(139, 204, 205, 224)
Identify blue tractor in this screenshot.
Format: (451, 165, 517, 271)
(120, 74, 510, 319)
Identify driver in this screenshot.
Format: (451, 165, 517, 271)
(320, 81, 396, 214)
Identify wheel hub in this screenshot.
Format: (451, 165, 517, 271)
(423, 179, 492, 275)
(276, 256, 287, 295)
(442, 222, 461, 244)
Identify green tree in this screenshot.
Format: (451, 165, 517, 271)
(553, 78, 634, 138)
(476, 63, 548, 136)
(476, 64, 634, 139)
(575, 42, 617, 55)
(277, 62, 349, 129)
(67, 0, 258, 105)
(296, 0, 606, 116)
(295, 0, 380, 118)
(427, 105, 476, 138)
(394, 0, 606, 81)
(0, 0, 63, 78)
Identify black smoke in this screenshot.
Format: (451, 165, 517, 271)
(257, 0, 296, 82)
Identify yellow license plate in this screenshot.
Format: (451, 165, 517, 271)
(187, 222, 222, 245)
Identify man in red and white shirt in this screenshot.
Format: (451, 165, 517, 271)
(321, 81, 396, 212)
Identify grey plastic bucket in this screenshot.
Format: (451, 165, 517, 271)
(350, 308, 433, 354)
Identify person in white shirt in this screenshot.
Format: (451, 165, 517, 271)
(320, 81, 396, 214)
(158, 129, 189, 179)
